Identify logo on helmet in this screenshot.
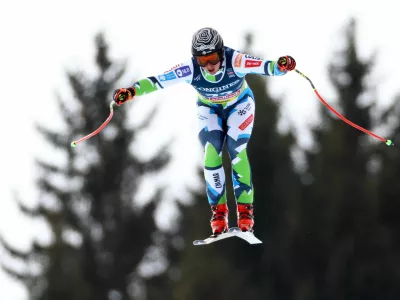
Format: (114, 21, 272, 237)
(194, 44, 215, 53)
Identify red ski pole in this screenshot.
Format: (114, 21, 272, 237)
(71, 101, 116, 147)
(294, 69, 394, 147)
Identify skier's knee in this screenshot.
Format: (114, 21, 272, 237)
(204, 143, 223, 167)
(226, 138, 249, 159)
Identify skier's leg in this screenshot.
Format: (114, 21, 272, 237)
(225, 95, 255, 232)
(197, 104, 228, 235)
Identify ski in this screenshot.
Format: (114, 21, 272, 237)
(193, 227, 262, 245)
(231, 227, 263, 244)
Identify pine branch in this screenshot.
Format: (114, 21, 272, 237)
(57, 93, 79, 130)
(36, 176, 69, 195)
(1, 263, 30, 282)
(142, 143, 171, 173)
(35, 124, 70, 150)
(35, 158, 66, 175)
(0, 234, 30, 260)
(17, 200, 42, 218)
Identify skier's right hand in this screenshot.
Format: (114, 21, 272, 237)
(113, 87, 135, 106)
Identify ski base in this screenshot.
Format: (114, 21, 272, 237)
(193, 227, 262, 245)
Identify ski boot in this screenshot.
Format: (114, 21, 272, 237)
(210, 203, 229, 237)
(237, 203, 254, 232)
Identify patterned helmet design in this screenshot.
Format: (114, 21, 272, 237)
(191, 27, 224, 56)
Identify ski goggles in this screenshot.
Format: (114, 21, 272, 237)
(195, 51, 222, 67)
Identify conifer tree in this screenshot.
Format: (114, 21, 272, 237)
(0, 33, 170, 300)
(297, 19, 387, 299)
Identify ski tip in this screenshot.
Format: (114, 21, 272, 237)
(193, 240, 207, 245)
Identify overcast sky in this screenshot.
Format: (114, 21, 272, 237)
(1, 0, 399, 298)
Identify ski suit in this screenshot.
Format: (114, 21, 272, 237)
(130, 46, 287, 205)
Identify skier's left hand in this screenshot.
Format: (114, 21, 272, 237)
(277, 56, 296, 72)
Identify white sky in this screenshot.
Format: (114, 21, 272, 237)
(1, 0, 399, 298)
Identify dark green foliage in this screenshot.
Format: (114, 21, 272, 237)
(295, 19, 400, 299)
(1, 33, 170, 300)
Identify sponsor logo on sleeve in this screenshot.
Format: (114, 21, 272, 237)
(175, 66, 192, 78)
(158, 71, 177, 81)
(244, 54, 261, 60)
(245, 60, 262, 68)
(164, 64, 181, 73)
(234, 53, 243, 67)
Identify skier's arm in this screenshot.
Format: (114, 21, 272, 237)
(113, 61, 194, 106)
(232, 51, 296, 77)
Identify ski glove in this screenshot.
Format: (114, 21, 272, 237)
(277, 56, 296, 72)
(113, 87, 135, 106)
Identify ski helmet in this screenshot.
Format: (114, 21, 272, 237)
(191, 27, 224, 56)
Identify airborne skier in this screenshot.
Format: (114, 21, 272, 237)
(112, 27, 296, 237)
